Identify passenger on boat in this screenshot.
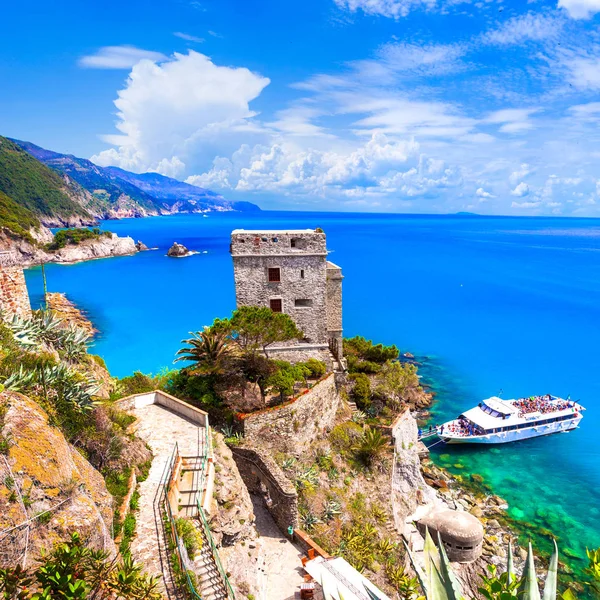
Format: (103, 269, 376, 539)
(513, 395, 572, 418)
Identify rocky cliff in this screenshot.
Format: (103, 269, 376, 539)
(0, 229, 138, 267)
(0, 392, 116, 566)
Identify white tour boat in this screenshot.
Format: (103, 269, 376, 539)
(438, 395, 584, 444)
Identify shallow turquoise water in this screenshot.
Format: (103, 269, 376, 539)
(25, 212, 600, 564)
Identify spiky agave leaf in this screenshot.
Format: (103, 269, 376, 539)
(518, 542, 542, 600)
(437, 532, 465, 600)
(542, 540, 559, 600)
(404, 539, 428, 598)
(507, 541, 514, 582)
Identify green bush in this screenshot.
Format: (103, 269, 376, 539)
(349, 373, 371, 409)
(47, 227, 112, 251)
(175, 517, 203, 558)
(330, 421, 363, 452)
(344, 336, 399, 370)
(301, 358, 327, 378)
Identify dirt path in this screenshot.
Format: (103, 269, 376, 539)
(252, 496, 305, 600)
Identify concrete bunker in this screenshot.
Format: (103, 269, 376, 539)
(416, 509, 484, 563)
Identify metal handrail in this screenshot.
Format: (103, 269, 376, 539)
(160, 443, 202, 600)
(196, 502, 236, 600)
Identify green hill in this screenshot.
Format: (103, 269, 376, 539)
(0, 190, 39, 241)
(0, 136, 92, 226)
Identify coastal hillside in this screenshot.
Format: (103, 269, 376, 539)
(0, 136, 94, 229)
(12, 138, 260, 216)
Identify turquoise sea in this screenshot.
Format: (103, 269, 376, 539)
(25, 212, 600, 573)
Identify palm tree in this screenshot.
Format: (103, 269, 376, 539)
(175, 327, 231, 376)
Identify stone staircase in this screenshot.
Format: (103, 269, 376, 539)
(192, 518, 229, 600)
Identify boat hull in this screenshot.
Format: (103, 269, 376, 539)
(440, 415, 582, 444)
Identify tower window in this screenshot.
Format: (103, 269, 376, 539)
(291, 239, 296, 248)
(300, 269, 305, 279)
(270, 298, 282, 313)
(295, 299, 313, 308)
(268, 267, 281, 282)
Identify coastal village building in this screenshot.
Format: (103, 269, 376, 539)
(230, 229, 344, 366)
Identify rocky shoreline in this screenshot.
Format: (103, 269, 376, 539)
(0, 229, 140, 267)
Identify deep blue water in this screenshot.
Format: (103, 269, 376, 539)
(25, 212, 600, 564)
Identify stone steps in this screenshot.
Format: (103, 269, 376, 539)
(192, 519, 229, 600)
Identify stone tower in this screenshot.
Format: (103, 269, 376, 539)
(230, 229, 343, 364)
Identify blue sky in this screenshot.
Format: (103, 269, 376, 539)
(2, 0, 600, 214)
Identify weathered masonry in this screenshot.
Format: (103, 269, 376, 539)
(0, 265, 31, 319)
(230, 229, 343, 362)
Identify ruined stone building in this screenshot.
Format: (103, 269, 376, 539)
(230, 229, 343, 366)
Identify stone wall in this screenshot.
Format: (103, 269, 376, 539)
(236, 374, 341, 453)
(326, 261, 343, 358)
(265, 344, 334, 370)
(0, 267, 31, 319)
(230, 446, 298, 534)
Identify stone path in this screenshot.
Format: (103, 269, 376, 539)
(251, 496, 305, 600)
(129, 404, 206, 599)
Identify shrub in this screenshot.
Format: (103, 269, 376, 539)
(349, 373, 371, 409)
(302, 358, 327, 378)
(329, 421, 363, 452)
(175, 517, 203, 558)
(47, 227, 112, 251)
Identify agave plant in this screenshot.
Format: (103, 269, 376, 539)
(407, 530, 573, 600)
(281, 456, 297, 471)
(2, 365, 34, 392)
(295, 466, 319, 490)
(352, 410, 367, 423)
(322, 499, 342, 522)
(300, 510, 320, 532)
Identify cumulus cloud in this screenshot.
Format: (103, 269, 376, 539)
(509, 163, 532, 184)
(511, 182, 531, 197)
(78, 46, 167, 69)
(558, 0, 600, 19)
(91, 51, 270, 175)
(476, 187, 494, 199)
(187, 133, 461, 201)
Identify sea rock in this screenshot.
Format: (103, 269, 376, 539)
(135, 240, 149, 251)
(0, 392, 116, 567)
(167, 242, 190, 257)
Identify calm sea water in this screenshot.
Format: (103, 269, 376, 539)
(25, 212, 600, 567)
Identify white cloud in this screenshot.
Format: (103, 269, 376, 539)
(476, 187, 494, 199)
(511, 182, 531, 197)
(511, 200, 542, 208)
(485, 108, 539, 133)
(78, 46, 167, 69)
(558, 0, 600, 19)
(174, 32, 205, 43)
(91, 51, 270, 174)
(332, 0, 469, 18)
(564, 56, 600, 90)
(481, 12, 562, 46)
(509, 163, 532, 184)
(187, 133, 462, 202)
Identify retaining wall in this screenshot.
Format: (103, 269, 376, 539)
(230, 446, 298, 535)
(236, 374, 340, 453)
(116, 390, 209, 428)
